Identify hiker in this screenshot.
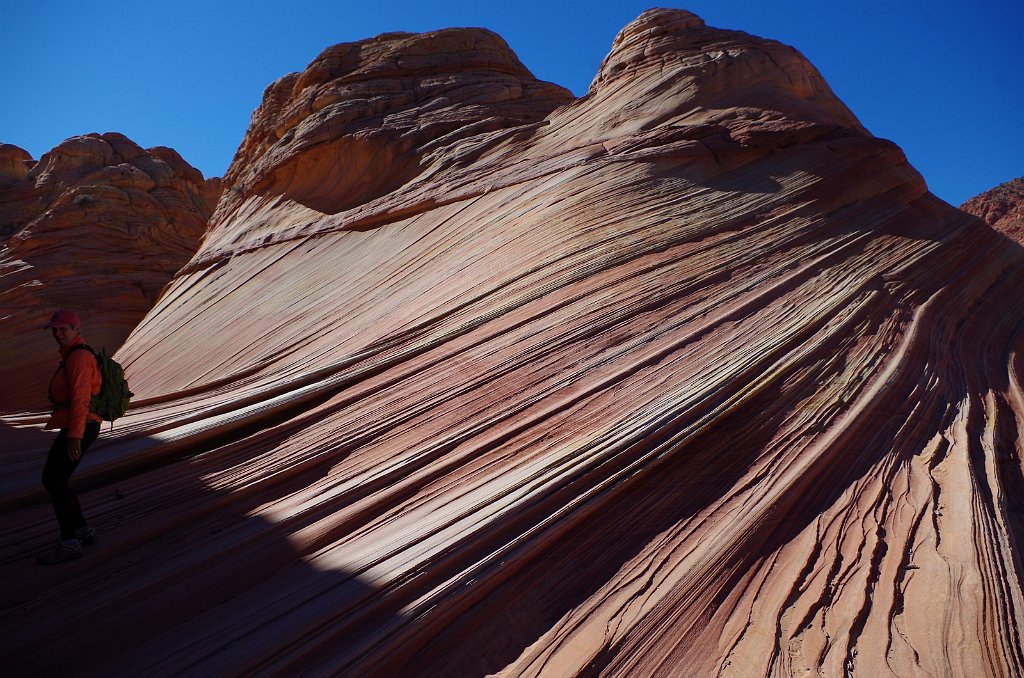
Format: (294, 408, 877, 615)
(36, 309, 102, 565)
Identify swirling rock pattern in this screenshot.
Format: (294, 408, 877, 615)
(0, 133, 220, 412)
(2, 10, 1023, 677)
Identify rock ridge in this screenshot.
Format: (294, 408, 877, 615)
(188, 8, 898, 271)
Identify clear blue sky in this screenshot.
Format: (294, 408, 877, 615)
(2, 0, 1020, 206)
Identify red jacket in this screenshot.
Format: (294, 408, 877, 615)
(46, 336, 102, 438)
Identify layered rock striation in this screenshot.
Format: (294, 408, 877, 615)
(961, 176, 1024, 244)
(0, 133, 220, 412)
(2, 10, 1023, 677)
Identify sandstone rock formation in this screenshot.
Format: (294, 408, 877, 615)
(0, 143, 34, 183)
(0, 133, 221, 412)
(961, 176, 1024, 244)
(3, 10, 1024, 677)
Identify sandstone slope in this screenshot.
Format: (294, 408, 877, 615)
(2, 10, 1023, 677)
(960, 176, 1024, 244)
(0, 134, 220, 412)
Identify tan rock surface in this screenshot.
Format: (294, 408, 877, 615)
(2, 10, 1023, 676)
(0, 134, 221, 412)
(961, 176, 1024, 244)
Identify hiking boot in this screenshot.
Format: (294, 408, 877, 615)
(75, 526, 97, 546)
(36, 540, 82, 566)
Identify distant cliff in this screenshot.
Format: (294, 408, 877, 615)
(961, 176, 1024, 243)
(2, 10, 1023, 678)
(0, 133, 220, 411)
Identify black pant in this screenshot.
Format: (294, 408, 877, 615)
(42, 421, 101, 541)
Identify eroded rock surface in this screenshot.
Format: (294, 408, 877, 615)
(2, 10, 1023, 677)
(961, 176, 1024, 243)
(0, 133, 221, 412)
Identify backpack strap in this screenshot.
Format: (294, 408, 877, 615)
(65, 344, 96, 362)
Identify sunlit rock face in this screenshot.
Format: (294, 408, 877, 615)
(961, 177, 1024, 244)
(3, 10, 1024, 677)
(0, 133, 219, 412)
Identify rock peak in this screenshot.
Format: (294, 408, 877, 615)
(218, 26, 572, 226)
(611, 7, 706, 48)
(590, 8, 864, 134)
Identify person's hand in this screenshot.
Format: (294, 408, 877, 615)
(68, 437, 82, 461)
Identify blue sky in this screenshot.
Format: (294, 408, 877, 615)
(2, 0, 1020, 206)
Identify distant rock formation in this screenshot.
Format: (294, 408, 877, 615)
(960, 177, 1024, 243)
(3, 10, 1023, 678)
(0, 133, 221, 412)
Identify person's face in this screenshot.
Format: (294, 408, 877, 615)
(52, 324, 80, 348)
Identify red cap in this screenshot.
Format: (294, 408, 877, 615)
(44, 309, 81, 329)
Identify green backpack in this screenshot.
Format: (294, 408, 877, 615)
(67, 344, 134, 424)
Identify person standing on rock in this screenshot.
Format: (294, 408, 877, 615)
(35, 309, 102, 565)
